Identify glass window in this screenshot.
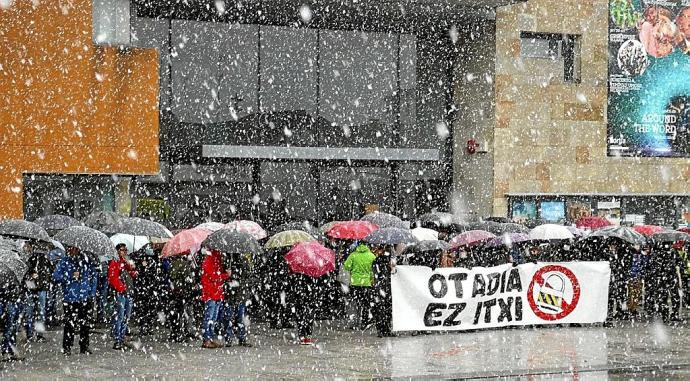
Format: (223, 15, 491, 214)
(319, 30, 398, 148)
(259, 162, 317, 223)
(259, 26, 318, 146)
(406, 37, 448, 151)
(170, 21, 258, 128)
(318, 166, 393, 221)
(512, 200, 537, 222)
(540, 201, 566, 222)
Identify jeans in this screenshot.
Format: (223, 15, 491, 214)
(24, 290, 47, 338)
(112, 294, 133, 344)
(223, 302, 247, 343)
(202, 300, 221, 341)
(0, 302, 18, 354)
(63, 301, 90, 352)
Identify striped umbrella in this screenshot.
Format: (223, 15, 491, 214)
(265, 230, 316, 249)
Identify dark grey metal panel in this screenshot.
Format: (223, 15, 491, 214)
(202, 145, 440, 161)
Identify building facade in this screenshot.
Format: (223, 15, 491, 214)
(2, 0, 688, 227)
(493, 0, 690, 226)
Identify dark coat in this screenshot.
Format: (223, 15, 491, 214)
(25, 251, 53, 292)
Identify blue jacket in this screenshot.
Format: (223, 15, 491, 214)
(53, 254, 95, 303)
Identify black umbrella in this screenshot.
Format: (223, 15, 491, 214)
(34, 214, 84, 235)
(361, 212, 408, 229)
(0, 263, 19, 285)
(586, 226, 647, 246)
(202, 230, 262, 256)
(103, 217, 173, 239)
(403, 240, 450, 255)
(470, 221, 505, 235)
(651, 231, 689, 243)
(83, 211, 122, 232)
(0, 249, 28, 283)
(0, 219, 51, 242)
(54, 226, 117, 262)
(364, 227, 418, 246)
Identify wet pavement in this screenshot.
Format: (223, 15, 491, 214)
(3, 318, 690, 379)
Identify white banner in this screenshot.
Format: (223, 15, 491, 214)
(392, 262, 610, 332)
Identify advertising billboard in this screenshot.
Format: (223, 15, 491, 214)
(608, 0, 690, 157)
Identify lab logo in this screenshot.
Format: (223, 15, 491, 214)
(527, 265, 581, 321)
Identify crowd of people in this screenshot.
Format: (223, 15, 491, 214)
(0, 213, 688, 362)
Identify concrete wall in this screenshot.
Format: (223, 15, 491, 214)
(492, 0, 690, 217)
(453, 21, 497, 221)
(0, 0, 160, 218)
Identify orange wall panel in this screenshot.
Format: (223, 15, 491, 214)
(0, 0, 160, 219)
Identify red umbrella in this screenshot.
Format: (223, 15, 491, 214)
(632, 225, 667, 236)
(449, 230, 496, 249)
(284, 241, 336, 278)
(162, 228, 211, 258)
(575, 216, 612, 230)
(326, 221, 379, 240)
(679, 227, 690, 234)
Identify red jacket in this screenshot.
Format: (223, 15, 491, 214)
(201, 250, 230, 302)
(108, 258, 138, 294)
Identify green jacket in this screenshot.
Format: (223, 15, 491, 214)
(344, 244, 376, 287)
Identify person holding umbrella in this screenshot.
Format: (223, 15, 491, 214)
(343, 243, 376, 330)
(371, 245, 396, 338)
(53, 246, 94, 355)
(283, 241, 336, 345)
(0, 256, 25, 361)
(22, 240, 51, 342)
(221, 252, 253, 347)
(200, 248, 231, 349)
(108, 243, 138, 350)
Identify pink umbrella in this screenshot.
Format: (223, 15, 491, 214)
(632, 224, 666, 236)
(162, 228, 211, 258)
(225, 220, 267, 240)
(449, 230, 496, 249)
(575, 216, 612, 230)
(326, 221, 379, 240)
(284, 241, 336, 278)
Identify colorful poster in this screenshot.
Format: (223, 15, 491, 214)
(391, 263, 611, 332)
(511, 200, 537, 222)
(608, 0, 690, 157)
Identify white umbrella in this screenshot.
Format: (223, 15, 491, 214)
(529, 224, 575, 241)
(410, 227, 438, 242)
(110, 233, 150, 253)
(196, 222, 226, 232)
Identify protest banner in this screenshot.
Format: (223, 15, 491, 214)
(392, 262, 610, 331)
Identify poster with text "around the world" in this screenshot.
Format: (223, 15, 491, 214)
(391, 262, 611, 332)
(608, 0, 690, 157)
